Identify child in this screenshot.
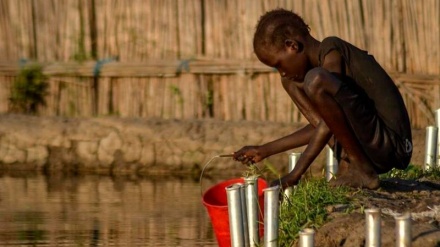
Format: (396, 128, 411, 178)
(233, 9, 412, 190)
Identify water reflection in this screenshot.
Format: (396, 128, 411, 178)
(0, 173, 224, 246)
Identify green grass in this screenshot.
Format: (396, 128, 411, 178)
(277, 178, 351, 246)
(250, 162, 439, 246)
(379, 164, 440, 180)
(9, 64, 48, 114)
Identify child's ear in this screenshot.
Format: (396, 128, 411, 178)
(285, 39, 304, 52)
(284, 39, 294, 48)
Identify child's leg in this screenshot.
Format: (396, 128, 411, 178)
(303, 68, 380, 189)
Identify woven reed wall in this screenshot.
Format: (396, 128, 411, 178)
(0, 0, 439, 128)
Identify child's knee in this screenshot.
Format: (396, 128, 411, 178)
(304, 68, 342, 98)
(304, 68, 330, 97)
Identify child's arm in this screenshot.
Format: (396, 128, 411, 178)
(233, 124, 315, 164)
(273, 120, 332, 188)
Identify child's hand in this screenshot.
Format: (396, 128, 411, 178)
(233, 146, 264, 165)
(269, 179, 283, 188)
(270, 175, 297, 191)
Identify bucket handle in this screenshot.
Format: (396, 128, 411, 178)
(199, 154, 234, 196)
(199, 154, 265, 196)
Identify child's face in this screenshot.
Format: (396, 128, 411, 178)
(258, 43, 309, 82)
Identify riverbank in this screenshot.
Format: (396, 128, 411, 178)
(0, 114, 437, 246)
(0, 114, 427, 177)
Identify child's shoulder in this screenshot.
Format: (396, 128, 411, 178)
(319, 37, 347, 64)
(321, 36, 346, 47)
(319, 37, 362, 64)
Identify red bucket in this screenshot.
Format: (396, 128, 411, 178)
(202, 178, 267, 247)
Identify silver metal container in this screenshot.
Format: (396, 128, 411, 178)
(424, 126, 438, 170)
(299, 228, 315, 247)
(326, 146, 338, 181)
(395, 213, 412, 247)
(226, 183, 245, 247)
(239, 183, 249, 247)
(263, 185, 280, 247)
(436, 108, 440, 166)
(284, 152, 301, 198)
(244, 176, 260, 246)
(365, 208, 381, 247)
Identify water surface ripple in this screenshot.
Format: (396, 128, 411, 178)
(0, 174, 222, 246)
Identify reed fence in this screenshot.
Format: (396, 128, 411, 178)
(0, 0, 439, 128)
(0, 61, 438, 129)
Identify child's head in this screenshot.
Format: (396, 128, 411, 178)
(253, 9, 310, 59)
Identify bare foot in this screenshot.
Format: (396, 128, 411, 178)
(329, 160, 380, 190)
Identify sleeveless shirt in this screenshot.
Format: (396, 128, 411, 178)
(318, 37, 412, 147)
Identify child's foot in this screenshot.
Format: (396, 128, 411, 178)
(329, 160, 380, 190)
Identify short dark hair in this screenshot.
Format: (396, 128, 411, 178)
(253, 9, 310, 54)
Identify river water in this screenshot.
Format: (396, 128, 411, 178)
(0, 173, 225, 246)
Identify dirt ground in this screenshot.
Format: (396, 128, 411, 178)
(311, 129, 440, 247)
(314, 178, 440, 247)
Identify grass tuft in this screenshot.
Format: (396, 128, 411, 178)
(379, 164, 440, 180)
(245, 162, 440, 246)
(278, 178, 351, 246)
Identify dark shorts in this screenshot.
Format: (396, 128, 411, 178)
(333, 82, 411, 173)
